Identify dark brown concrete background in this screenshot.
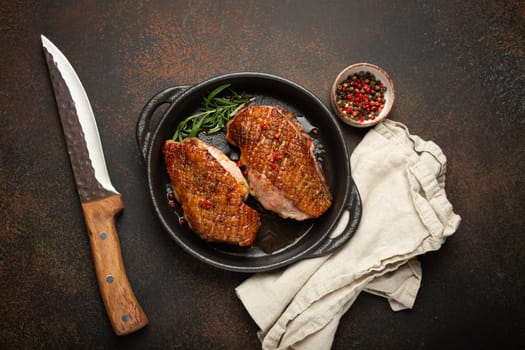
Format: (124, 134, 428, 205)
(1, 1, 524, 349)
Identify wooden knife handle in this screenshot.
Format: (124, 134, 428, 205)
(81, 194, 148, 335)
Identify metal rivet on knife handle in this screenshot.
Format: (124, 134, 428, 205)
(100, 232, 107, 240)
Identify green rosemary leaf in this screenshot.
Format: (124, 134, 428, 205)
(204, 83, 231, 109)
(207, 124, 223, 134)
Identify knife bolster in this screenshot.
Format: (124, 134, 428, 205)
(81, 194, 148, 335)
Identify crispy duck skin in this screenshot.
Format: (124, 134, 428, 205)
(226, 105, 332, 220)
(163, 138, 260, 246)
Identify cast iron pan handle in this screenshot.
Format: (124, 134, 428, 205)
(303, 179, 362, 258)
(136, 86, 188, 161)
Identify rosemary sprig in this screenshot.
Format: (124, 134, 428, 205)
(172, 83, 251, 141)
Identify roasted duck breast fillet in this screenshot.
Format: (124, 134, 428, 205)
(163, 138, 260, 246)
(226, 105, 332, 220)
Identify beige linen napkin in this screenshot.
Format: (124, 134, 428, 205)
(236, 119, 461, 350)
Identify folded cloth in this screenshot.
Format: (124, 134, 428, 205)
(236, 119, 461, 350)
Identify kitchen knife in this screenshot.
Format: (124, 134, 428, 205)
(41, 35, 148, 335)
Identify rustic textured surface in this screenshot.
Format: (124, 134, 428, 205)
(1, 1, 524, 349)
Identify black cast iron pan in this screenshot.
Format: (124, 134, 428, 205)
(136, 72, 361, 272)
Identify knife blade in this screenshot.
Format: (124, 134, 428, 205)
(41, 35, 148, 335)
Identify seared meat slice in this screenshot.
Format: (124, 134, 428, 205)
(226, 105, 332, 220)
(163, 138, 260, 246)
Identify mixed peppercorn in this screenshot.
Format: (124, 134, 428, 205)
(335, 71, 387, 123)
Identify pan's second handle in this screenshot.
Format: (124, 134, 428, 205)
(304, 181, 362, 258)
(136, 86, 188, 161)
